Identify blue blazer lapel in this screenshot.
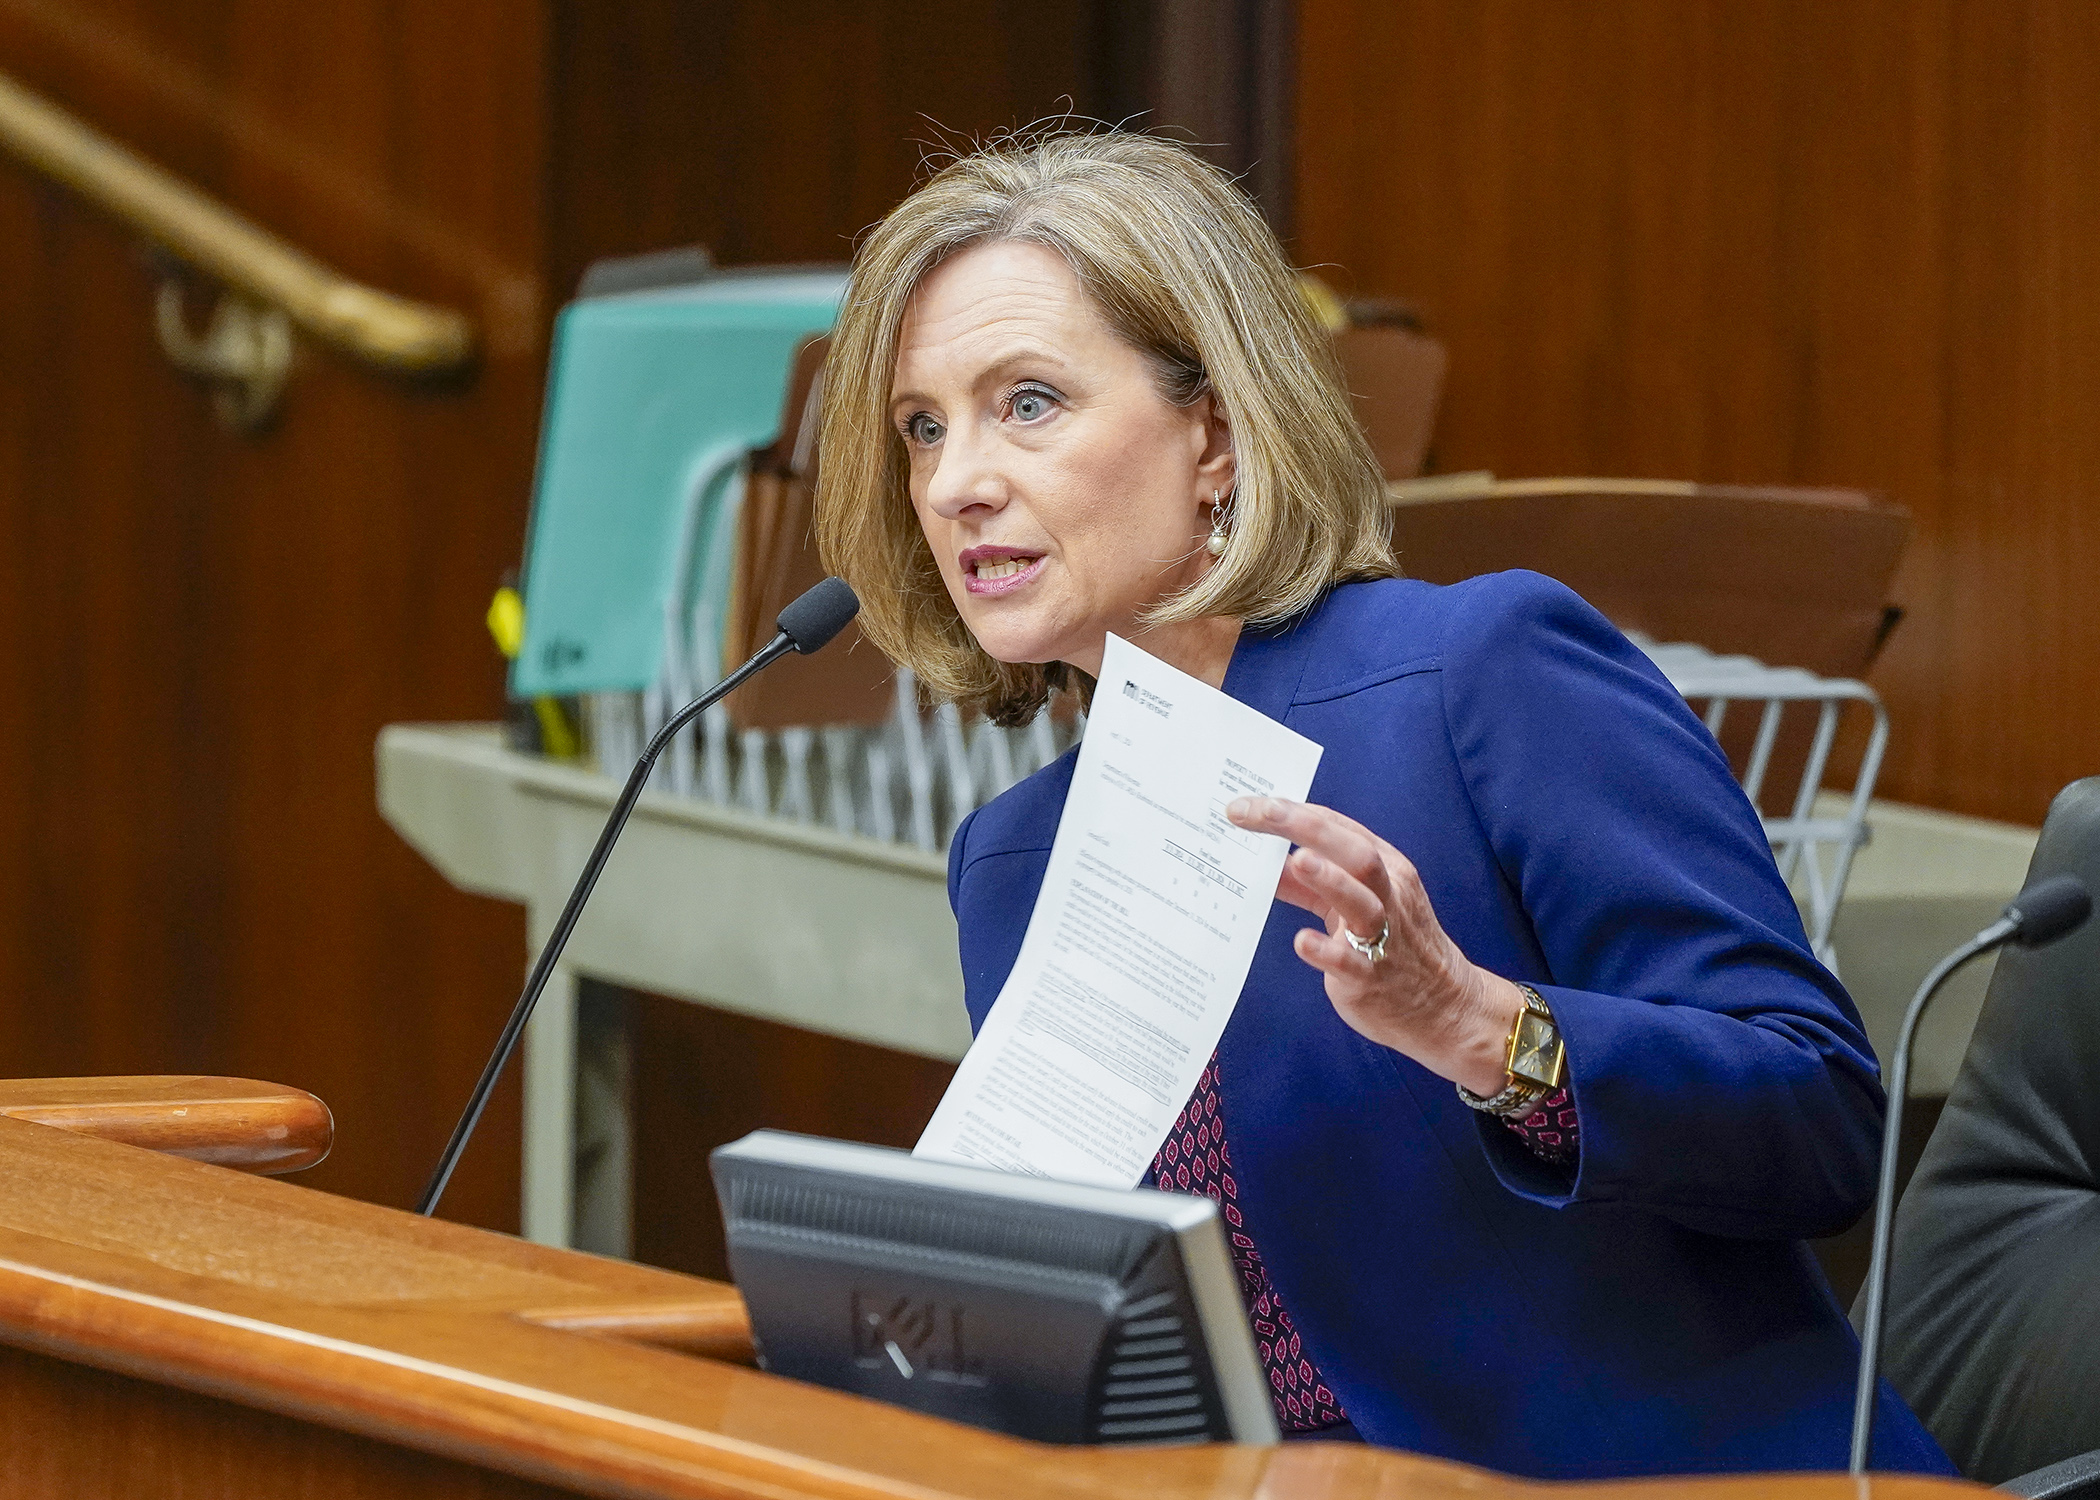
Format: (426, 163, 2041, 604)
(1221, 603, 1323, 722)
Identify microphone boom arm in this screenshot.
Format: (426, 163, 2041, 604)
(1848, 870, 2087, 1472)
(415, 630, 797, 1218)
(1847, 915, 2014, 1472)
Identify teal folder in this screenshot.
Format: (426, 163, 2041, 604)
(512, 269, 846, 698)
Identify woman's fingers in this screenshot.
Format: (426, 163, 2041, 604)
(1272, 861, 1327, 916)
(1236, 795, 1400, 941)
(1231, 797, 1394, 905)
(1231, 794, 1383, 851)
(1239, 797, 1512, 1094)
(1286, 846, 1389, 941)
(1294, 924, 1377, 980)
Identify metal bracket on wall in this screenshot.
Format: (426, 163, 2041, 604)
(154, 279, 294, 434)
(1, 69, 476, 436)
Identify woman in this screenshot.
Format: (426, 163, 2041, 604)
(815, 131, 1952, 1480)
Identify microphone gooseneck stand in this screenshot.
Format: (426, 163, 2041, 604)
(416, 577, 860, 1218)
(1848, 872, 2092, 1473)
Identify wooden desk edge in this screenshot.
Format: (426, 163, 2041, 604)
(0, 1262, 1984, 1500)
(517, 1298, 758, 1363)
(0, 1075, 333, 1174)
(0, 1100, 1983, 1500)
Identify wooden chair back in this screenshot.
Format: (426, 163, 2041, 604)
(1389, 477, 1910, 681)
(1332, 325, 1447, 479)
(726, 336, 892, 729)
(1388, 477, 1911, 815)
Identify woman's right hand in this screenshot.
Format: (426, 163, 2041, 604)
(1228, 795, 1523, 1097)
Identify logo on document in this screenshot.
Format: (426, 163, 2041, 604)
(1119, 678, 1173, 719)
(851, 1290, 985, 1384)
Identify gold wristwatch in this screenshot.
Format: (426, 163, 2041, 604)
(1456, 984, 1566, 1118)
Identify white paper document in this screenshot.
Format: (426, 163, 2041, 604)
(915, 633, 1323, 1188)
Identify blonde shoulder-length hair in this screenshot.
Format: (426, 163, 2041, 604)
(814, 129, 1396, 726)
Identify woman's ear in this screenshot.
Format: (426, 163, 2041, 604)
(1195, 391, 1236, 496)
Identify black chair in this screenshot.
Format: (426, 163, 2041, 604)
(2006, 1452, 2100, 1500)
(1876, 778, 2100, 1494)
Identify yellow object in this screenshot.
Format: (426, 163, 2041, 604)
(486, 585, 579, 760)
(533, 697, 580, 760)
(1296, 272, 1350, 334)
(487, 586, 526, 659)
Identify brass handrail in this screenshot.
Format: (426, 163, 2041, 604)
(0, 69, 475, 377)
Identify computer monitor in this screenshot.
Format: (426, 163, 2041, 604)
(710, 1130, 1280, 1446)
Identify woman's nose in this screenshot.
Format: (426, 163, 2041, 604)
(923, 426, 1009, 520)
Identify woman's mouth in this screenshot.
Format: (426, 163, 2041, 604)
(961, 549, 1046, 597)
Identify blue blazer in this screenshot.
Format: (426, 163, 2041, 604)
(946, 572, 1954, 1480)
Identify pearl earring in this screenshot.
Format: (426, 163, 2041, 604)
(1206, 489, 1234, 557)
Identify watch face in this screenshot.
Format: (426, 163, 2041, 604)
(1509, 1012, 1565, 1090)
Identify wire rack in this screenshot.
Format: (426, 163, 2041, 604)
(577, 635, 1882, 967)
(582, 671, 1083, 854)
(1632, 636, 1888, 968)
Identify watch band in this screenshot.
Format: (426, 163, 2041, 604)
(1456, 984, 1565, 1119)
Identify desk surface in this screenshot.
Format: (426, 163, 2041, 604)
(0, 1104, 1976, 1500)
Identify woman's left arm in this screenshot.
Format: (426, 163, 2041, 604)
(1231, 572, 1885, 1241)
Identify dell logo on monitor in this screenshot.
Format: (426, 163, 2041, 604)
(852, 1292, 984, 1385)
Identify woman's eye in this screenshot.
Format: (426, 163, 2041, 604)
(1005, 385, 1058, 423)
(906, 413, 944, 446)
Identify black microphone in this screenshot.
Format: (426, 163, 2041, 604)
(1849, 872, 2092, 1472)
(416, 576, 861, 1217)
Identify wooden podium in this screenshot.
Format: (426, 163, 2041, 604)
(0, 1078, 1972, 1499)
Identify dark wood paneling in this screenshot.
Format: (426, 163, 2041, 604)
(1150, 0, 1300, 232)
(1298, 0, 2100, 826)
(546, 1, 1128, 289)
(629, 989, 957, 1281)
(0, 0, 547, 1229)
